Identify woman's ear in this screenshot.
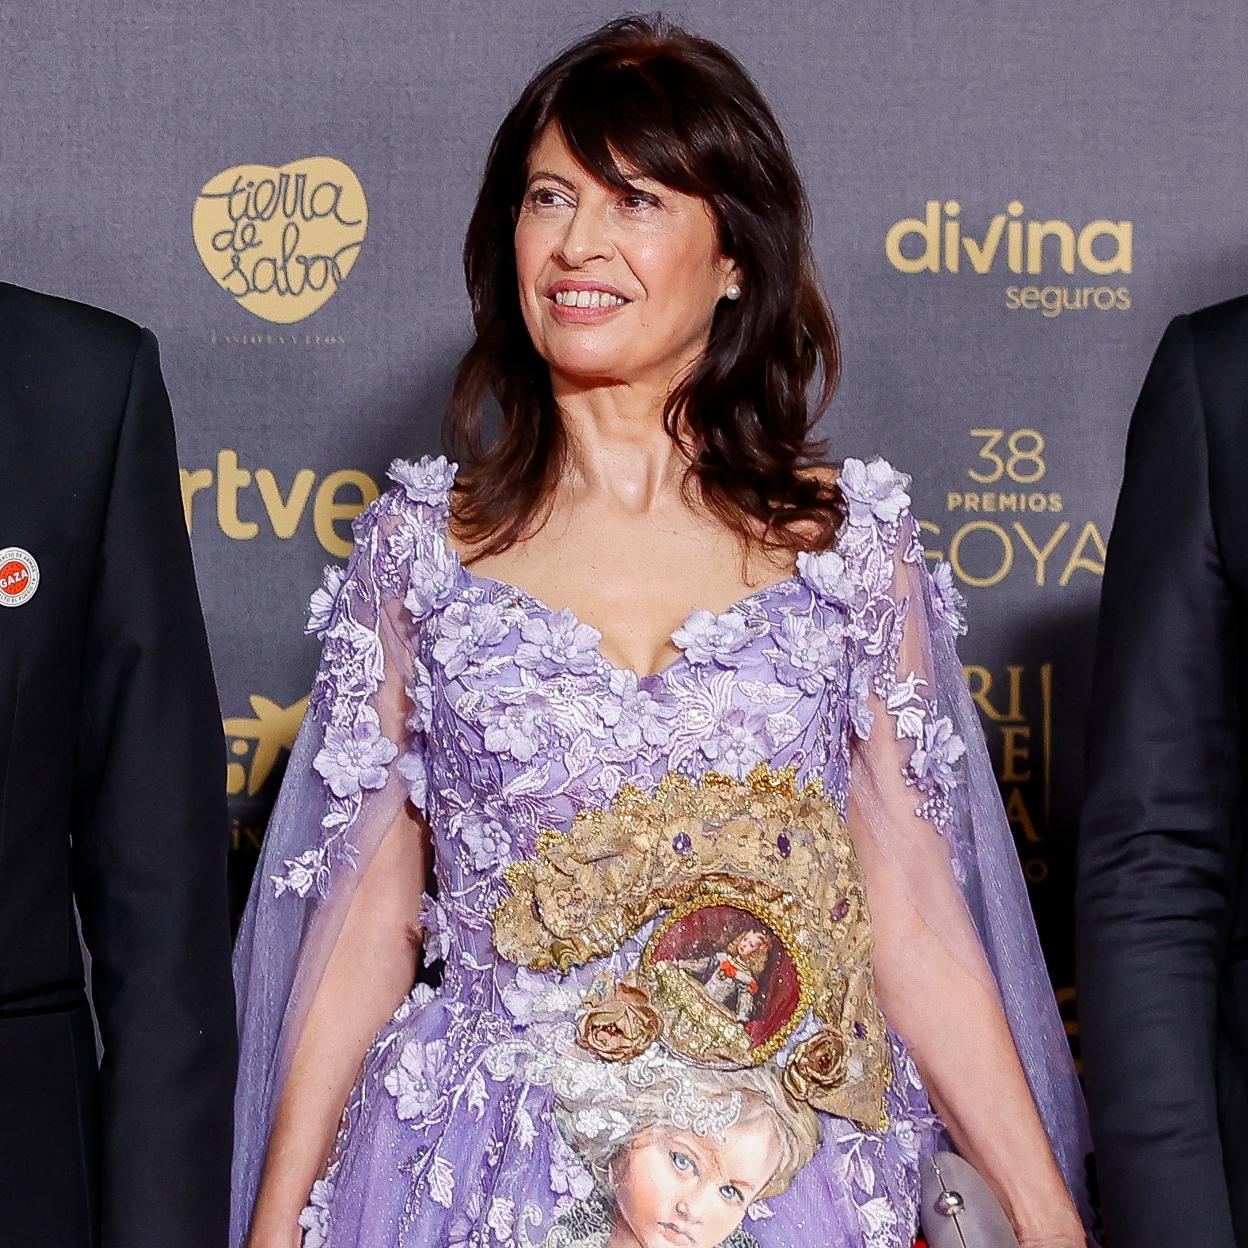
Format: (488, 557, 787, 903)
(716, 253, 741, 291)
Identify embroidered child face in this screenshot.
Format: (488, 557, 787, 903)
(732, 930, 767, 962)
(607, 1120, 781, 1248)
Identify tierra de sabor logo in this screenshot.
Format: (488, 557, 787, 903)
(885, 199, 1132, 318)
(193, 158, 367, 324)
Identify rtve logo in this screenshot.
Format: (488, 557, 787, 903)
(885, 200, 1132, 275)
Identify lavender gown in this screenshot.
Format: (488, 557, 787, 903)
(231, 455, 1091, 1248)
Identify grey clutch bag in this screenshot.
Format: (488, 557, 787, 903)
(919, 1152, 1020, 1248)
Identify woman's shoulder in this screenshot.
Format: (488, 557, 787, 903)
(306, 455, 460, 636)
(381, 453, 458, 516)
(795, 455, 915, 538)
(791, 455, 922, 603)
(830, 456, 914, 527)
(345, 453, 458, 544)
(375, 452, 492, 564)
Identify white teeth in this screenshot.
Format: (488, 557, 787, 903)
(553, 289, 626, 308)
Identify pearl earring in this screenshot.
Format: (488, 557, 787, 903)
(725, 283, 742, 301)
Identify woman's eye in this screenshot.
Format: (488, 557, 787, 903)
(719, 1184, 744, 1204)
(621, 192, 658, 211)
(525, 188, 569, 209)
(669, 1149, 695, 1174)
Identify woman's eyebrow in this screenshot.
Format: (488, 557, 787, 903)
(526, 170, 577, 190)
(617, 170, 662, 189)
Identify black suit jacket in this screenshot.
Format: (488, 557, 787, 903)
(0, 283, 236, 1246)
(1078, 295, 1248, 1246)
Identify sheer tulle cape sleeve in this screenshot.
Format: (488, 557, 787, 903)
(830, 467, 1092, 1217)
(229, 485, 443, 1247)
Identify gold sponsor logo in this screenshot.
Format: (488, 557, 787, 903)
(194, 158, 367, 323)
(225, 694, 307, 798)
(925, 518, 1105, 588)
(964, 661, 1052, 877)
(926, 429, 1106, 587)
(886, 199, 1132, 317)
(181, 451, 378, 556)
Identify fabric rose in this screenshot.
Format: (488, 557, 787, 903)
(838, 457, 912, 527)
(313, 705, 398, 799)
(384, 1036, 448, 1121)
(403, 538, 461, 622)
(576, 977, 662, 1062)
(297, 1178, 334, 1248)
(910, 713, 967, 791)
(929, 560, 969, 636)
(772, 613, 842, 695)
(515, 608, 601, 677)
(433, 600, 510, 679)
(478, 684, 558, 764)
(387, 454, 457, 509)
(305, 564, 348, 638)
(671, 607, 752, 666)
(602, 668, 678, 750)
(783, 1026, 848, 1103)
(795, 548, 856, 606)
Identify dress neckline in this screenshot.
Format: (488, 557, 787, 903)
(422, 455, 807, 683)
(458, 565, 803, 684)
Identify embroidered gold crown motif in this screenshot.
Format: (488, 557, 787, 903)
(492, 763, 892, 1130)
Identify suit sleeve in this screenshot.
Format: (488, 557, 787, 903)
(72, 328, 237, 1248)
(1077, 315, 1240, 1247)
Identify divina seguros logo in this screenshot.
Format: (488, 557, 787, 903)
(885, 199, 1132, 318)
(193, 158, 368, 324)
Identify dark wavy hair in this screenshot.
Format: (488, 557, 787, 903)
(446, 13, 844, 557)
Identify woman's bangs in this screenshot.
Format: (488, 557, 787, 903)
(548, 65, 706, 198)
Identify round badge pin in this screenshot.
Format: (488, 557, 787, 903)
(0, 547, 40, 607)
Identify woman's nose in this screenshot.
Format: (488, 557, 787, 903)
(556, 202, 613, 266)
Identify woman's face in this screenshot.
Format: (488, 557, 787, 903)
(608, 1121, 781, 1248)
(736, 930, 766, 960)
(514, 124, 738, 392)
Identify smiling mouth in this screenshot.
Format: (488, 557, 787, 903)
(545, 288, 632, 319)
(550, 288, 630, 309)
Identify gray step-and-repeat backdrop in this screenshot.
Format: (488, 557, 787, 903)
(5, 1, 1247, 1070)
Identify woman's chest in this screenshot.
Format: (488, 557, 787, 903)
(452, 503, 798, 681)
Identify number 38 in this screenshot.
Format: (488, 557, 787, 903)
(968, 429, 1046, 484)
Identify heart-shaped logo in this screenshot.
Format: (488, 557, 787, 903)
(193, 157, 368, 323)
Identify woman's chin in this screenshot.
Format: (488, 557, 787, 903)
(545, 351, 637, 389)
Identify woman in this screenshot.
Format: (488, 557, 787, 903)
(233, 16, 1092, 1248)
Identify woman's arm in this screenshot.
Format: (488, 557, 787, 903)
(231, 482, 449, 1245)
(244, 802, 430, 1248)
(848, 773, 1083, 1245)
(840, 496, 1087, 1246)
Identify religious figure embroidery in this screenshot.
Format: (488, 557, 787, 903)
(668, 926, 771, 1026)
(491, 764, 893, 1247)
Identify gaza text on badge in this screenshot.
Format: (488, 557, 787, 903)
(0, 547, 40, 607)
